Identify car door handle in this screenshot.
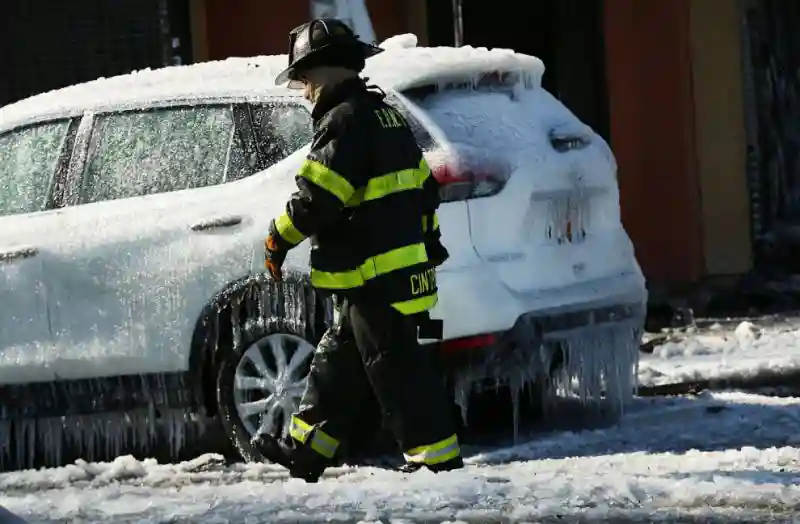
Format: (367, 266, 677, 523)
(190, 216, 243, 232)
(0, 246, 38, 263)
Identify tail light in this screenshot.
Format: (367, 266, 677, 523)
(426, 149, 511, 203)
(440, 333, 498, 352)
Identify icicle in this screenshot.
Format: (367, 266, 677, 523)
(507, 373, 523, 444)
(230, 295, 242, 350)
(548, 311, 642, 418)
(453, 374, 471, 424)
(0, 375, 212, 472)
(305, 278, 316, 340)
(0, 275, 335, 472)
(450, 304, 643, 438)
(258, 279, 268, 322)
(13, 419, 27, 470)
(0, 418, 10, 466)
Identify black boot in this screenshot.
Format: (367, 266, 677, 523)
(397, 456, 465, 474)
(251, 432, 330, 483)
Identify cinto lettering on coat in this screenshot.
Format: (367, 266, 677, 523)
(410, 268, 437, 296)
(375, 107, 408, 129)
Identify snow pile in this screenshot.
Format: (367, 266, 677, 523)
(379, 33, 418, 50)
(2, 392, 800, 522)
(640, 320, 800, 386)
(734, 321, 763, 346)
(364, 43, 543, 93)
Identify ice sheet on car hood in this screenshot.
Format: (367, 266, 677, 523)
(0, 34, 545, 132)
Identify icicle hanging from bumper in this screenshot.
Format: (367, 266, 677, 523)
(451, 302, 644, 439)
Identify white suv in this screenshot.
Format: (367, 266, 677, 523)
(0, 35, 646, 470)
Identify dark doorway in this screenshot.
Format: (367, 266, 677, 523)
(740, 0, 800, 272)
(426, 0, 609, 140)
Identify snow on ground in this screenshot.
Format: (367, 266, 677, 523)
(639, 317, 800, 387)
(3, 391, 800, 523)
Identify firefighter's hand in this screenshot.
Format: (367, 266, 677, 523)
(264, 234, 287, 282)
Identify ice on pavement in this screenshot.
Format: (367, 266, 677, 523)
(3, 392, 800, 523)
(640, 319, 800, 386)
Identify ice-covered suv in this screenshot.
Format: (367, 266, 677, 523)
(0, 34, 646, 470)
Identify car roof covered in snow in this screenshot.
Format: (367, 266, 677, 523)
(0, 33, 544, 133)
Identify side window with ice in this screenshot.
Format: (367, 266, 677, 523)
(78, 104, 253, 204)
(0, 120, 70, 217)
(249, 102, 313, 170)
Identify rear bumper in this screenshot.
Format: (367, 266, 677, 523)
(432, 261, 647, 340)
(430, 299, 646, 387)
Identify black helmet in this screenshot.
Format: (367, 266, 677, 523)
(274, 18, 384, 88)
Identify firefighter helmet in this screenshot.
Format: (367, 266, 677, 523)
(274, 18, 383, 88)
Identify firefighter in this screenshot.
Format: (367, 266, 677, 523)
(254, 18, 463, 482)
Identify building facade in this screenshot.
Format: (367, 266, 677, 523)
(3, 0, 798, 292)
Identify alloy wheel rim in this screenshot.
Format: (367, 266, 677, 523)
(233, 332, 314, 439)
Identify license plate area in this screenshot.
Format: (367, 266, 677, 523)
(545, 195, 590, 245)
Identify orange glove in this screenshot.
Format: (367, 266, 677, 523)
(264, 234, 287, 282)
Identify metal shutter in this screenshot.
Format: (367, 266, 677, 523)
(0, 0, 171, 108)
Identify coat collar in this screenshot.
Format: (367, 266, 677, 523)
(311, 77, 368, 121)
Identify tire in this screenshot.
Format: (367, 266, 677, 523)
(215, 309, 318, 463)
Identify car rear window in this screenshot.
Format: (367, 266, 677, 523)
(401, 71, 528, 104)
(382, 91, 438, 153)
(400, 71, 593, 159)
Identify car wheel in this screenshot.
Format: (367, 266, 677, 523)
(216, 324, 316, 463)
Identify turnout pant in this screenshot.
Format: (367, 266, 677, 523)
(288, 296, 460, 466)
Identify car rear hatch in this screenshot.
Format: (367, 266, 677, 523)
(400, 72, 639, 296)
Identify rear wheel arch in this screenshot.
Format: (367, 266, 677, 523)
(188, 271, 330, 418)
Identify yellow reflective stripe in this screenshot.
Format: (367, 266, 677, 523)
(422, 212, 440, 233)
(298, 160, 355, 204)
(346, 159, 432, 207)
(289, 415, 313, 443)
(363, 168, 419, 201)
(418, 157, 431, 182)
(288, 415, 339, 459)
(275, 212, 306, 245)
(392, 293, 438, 315)
(346, 187, 365, 207)
(404, 434, 460, 465)
(361, 243, 427, 280)
(310, 430, 339, 458)
(311, 267, 365, 290)
(311, 243, 428, 290)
